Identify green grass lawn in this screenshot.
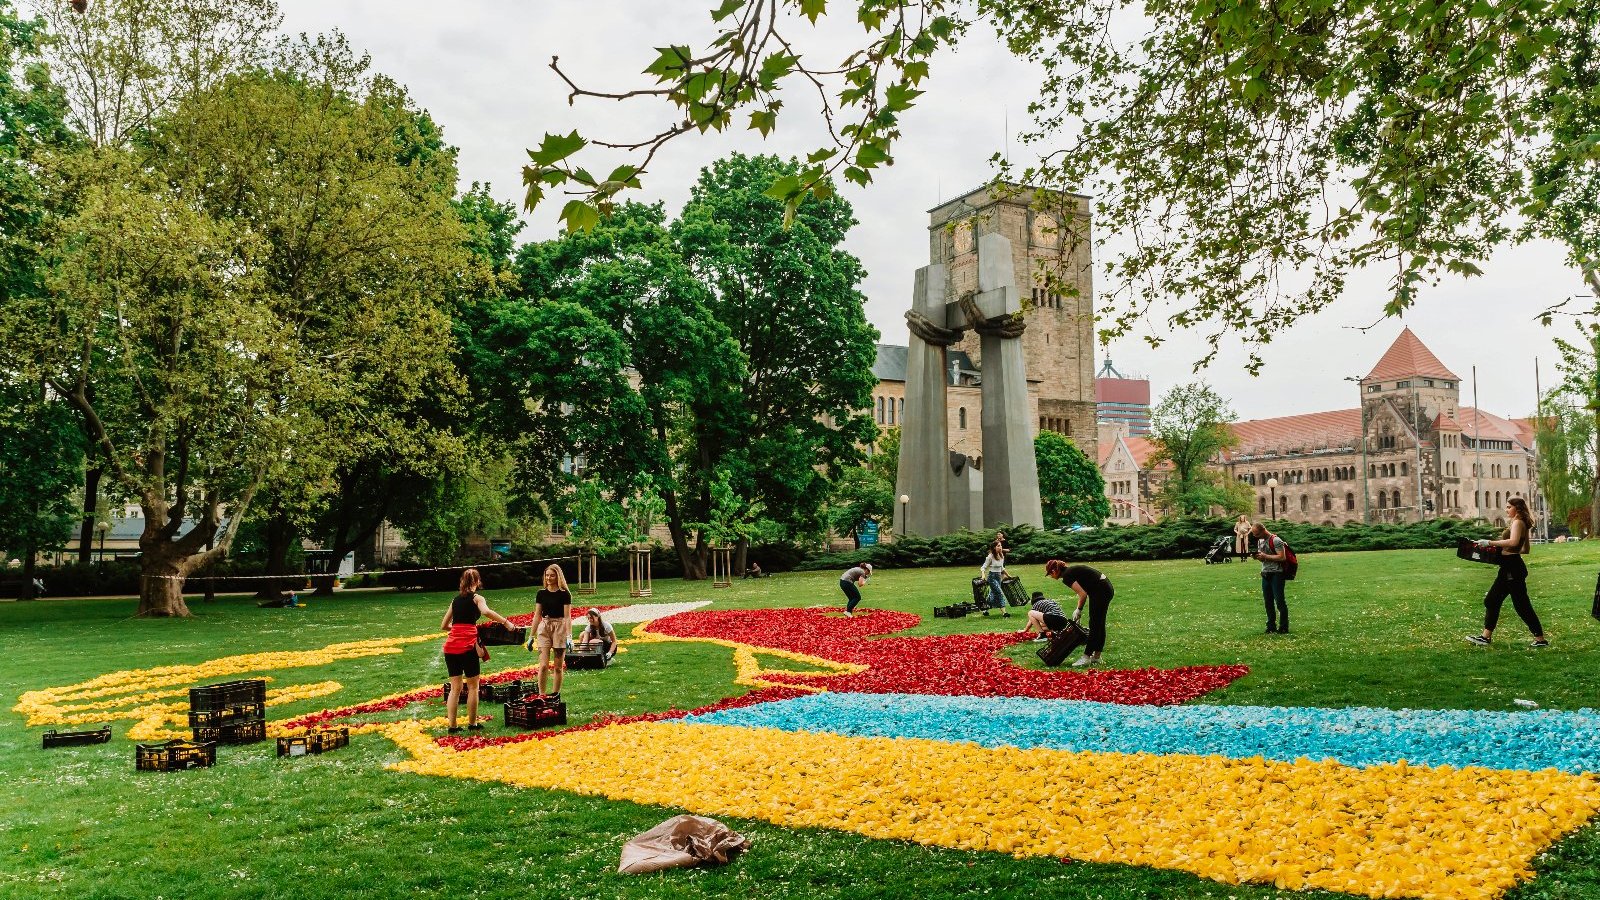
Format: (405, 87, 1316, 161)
(2, 544, 1598, 899)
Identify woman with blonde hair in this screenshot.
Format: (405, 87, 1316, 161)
(440, 568, 517, 733)
(527, 564, 574, 697)
(1465, 497, 1550, 648)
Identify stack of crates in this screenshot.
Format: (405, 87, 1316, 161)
(189, 679, 267, 745)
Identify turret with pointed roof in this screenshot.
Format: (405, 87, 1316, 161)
(1363, 327, 1459, 384)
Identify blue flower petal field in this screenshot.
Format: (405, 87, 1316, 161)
(692, 691, 1600, 773)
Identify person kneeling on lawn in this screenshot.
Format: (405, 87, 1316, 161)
(1043, 559, 1115, 667)
(1021, 591, 1071, 643)
(578, 607, 617, 659)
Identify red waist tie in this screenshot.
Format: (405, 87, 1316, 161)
(443, 623, 479, 655)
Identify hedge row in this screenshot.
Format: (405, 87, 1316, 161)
(794, 518, 1501, 572)
(23, 559, 299, 598)
(377, 541, 809, 592)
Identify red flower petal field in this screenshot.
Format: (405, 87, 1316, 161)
(646, 607, 1248, 704)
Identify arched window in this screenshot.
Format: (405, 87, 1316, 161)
(1300, 495, 1309, 513)
(1392, 490, 1401, 508)
(1323, 493, 1332, 511)
(959, 408, 967, 430)
(1370, 464, 1377, 478)
(875, 397, 884, 423)
(1258, 497, 1266, 514)
(1378, 492, 1388, 509)
(1345, 492, 1355, 511)
(887, 398, 895, 425)
(898, 398, 904, 422)
(1400, 462, 1407, 476)
(1494, 491, 1501, 507)
(1278, 496, 1287, 512)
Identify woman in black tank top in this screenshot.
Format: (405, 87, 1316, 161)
(440, 568, 517, 733)
(1465, 498, 1548, 648)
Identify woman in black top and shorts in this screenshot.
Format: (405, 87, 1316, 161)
(440, 568, 518, 733)
(1465, 498, 1550, 648)
(1044, 559, 1115, 668)
(527, 564, 573, 698)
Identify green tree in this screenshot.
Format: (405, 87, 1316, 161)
(0, 381, 85, 596)
(1534, 394, 1595, 537)
(520, 0, 1600, 369)
(1034, 431, 1110, 529)
(1148, 383, 1246, 518)
(826, 466, 894, 549)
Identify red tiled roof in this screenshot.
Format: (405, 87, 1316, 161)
(1225, 409, 1363, 458)
(1458, 407, 1529, 449)
(1125, 436, 1163, 469)
(1364, 328, 1459, 382)
(1432, 412, 1462, 432)
(1097, 438, 1116, 468)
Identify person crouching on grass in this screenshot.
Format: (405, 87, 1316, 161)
(526, 564, 573, 698)
(1021, 591, 1069, 643)
(839, 563, 872, 617)
(441, 568, 518, 734)
(1043, 559, 1115, 667)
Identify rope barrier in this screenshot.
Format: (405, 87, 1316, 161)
(144, 554, 580, 582)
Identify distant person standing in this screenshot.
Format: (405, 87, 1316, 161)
(840, 563, 872, 617)
(979, 542, 1012, 616)
(1043, 559, 1114, 667)
(1251, 523, 1290, 634)
(1234, 515, 1252, 559)
(1466, 498, 1550, 648)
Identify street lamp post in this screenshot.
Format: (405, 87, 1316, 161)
(95, 520, 110, 571)
(898, 494, 910, 537)
(1266, 478, 1279, 522)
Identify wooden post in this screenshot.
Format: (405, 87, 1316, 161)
(711, 546, 733, 588)
(628, 546, 653, 598)
(576, 548, 598, 595)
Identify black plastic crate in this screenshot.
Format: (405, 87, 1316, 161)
(136, 739, 217, 772)
(189, 679, 267, 712)
(192, 719, 266, 746)
(504, 696, 567, 729)
(276, 726, 349, 758)
(476, 623, 528, 647)
(42, 726, 112, 749)
(439, 679, 527, 703)
(934, 603, 975, 619)
(566, 645, 610, 670)
(188, 702, 266, 728)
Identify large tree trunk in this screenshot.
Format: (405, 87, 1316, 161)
(77, 466, 101, 564)
(734, 536, 749, 575)
(661, 487, 706, 580)
(137, 545, 193, 618)
(20, 540, 38, 600)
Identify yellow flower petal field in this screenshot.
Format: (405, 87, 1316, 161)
(386, 720, 1600, 900)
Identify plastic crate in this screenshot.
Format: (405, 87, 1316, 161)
(188, 702, 266, 728)
(476, 623, 528, 647)
(42, 726, 112, 749)
(566, 645, 609, 670)
(189, 679, 266, 711)
(440, 679, 527, 703)
(192, 719, 267, 746)
(276, 726, 349, 758)
(504, 696, 567, 729)
(136, 739, 217, 772)
(933, 603, 974, 619)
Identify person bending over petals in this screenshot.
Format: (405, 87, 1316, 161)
(1043, 559, 1115, 667)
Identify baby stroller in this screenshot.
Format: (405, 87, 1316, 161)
(1202, 535, 1235, 564)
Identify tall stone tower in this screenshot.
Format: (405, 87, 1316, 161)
(927, 184, 1098, 465)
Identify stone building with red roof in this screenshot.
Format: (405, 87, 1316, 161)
(1225, 328, 1536, 526)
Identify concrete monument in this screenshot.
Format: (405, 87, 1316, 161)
(895, 232, 1044, 533)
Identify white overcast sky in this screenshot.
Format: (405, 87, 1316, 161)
(275, 1, 1588, 422)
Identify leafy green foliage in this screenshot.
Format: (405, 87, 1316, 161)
(826, 466, 894, 547)
(0, 383, 85, 569)
(1035, 431, 1110, 529)
(1148, 383, 1247, 518)
(1537, 318, 1600, 535)
(798, 516, 1498, 570)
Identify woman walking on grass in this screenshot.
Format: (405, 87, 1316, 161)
(440, 568, 518, 734)
(1465, 498, 1550, 649)
(979, 541, 1012, 617)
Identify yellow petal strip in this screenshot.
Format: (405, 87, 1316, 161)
(388, 720, 1600, 900)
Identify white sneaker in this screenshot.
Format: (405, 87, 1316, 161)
(1071, 654, 1093, 667)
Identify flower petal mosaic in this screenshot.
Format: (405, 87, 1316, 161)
(13, 602, 1600, 900)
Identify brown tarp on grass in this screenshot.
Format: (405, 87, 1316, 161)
(618, 815, 751, 874)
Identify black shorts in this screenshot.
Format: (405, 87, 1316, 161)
(1043, 613, 1070, 632)
(445, 650, 480, 679)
